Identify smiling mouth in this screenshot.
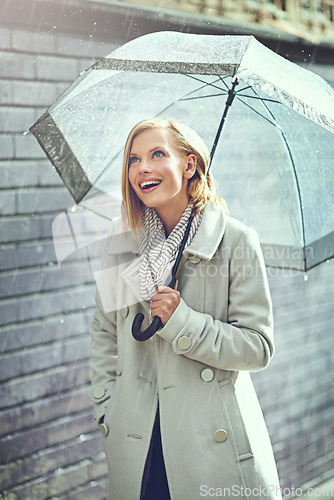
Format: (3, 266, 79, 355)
(139, 180, 162, 190)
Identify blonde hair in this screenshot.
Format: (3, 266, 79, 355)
(121, 118, 228, 229)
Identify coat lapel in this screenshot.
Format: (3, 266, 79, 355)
(185, 203, 227, 260)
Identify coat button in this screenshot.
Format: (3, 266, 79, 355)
(177, 336, 192, 350)
(99, 423, 109, 437)
(214, 429, 228, 443)
(189, 254, 201, 264)
(201, 368, 214, 382)
(121, 305, 129, 318)
(92, 386, 105, 399)
(116, 361, 122, 376)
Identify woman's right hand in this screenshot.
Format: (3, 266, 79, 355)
(150, 280, 179, 326)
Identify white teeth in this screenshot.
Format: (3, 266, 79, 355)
(140, 180, 161, 189)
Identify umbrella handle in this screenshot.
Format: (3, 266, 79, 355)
(131, 276, 177, 341)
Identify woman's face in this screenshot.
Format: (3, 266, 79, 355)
(128, 128, 195, 215)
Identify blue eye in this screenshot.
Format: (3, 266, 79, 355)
(129, 156, 139, 165)
(153, 150, 164, 158)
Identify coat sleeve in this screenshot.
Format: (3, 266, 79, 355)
(157, 227, 274, 372)
(89, 286, 118, 425)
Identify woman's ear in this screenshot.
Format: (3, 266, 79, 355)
(184, 154, 197, 179)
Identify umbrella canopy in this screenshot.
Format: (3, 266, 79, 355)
(29, 31, 334, 271)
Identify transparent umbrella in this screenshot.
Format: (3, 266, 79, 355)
(29, 31, 334, 273)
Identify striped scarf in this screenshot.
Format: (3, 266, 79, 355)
(138, 204, 202, 301)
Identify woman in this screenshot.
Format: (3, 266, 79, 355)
(90, 118, 282, 500)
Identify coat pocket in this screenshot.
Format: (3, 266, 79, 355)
(218, 378, 253, 462)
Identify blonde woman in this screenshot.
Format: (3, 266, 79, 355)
(90, 118, 281, 500)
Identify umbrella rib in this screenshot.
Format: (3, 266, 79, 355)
(176, 78, 227, 101)
(180, 93, 227, 101)
(185, 74, 228, 93)
(236, 97, 279, 127)
(236, 84, 253, 93)
(217, 75, 231, 92)
(237, 93, 280, 103)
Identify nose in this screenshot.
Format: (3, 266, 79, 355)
(138, 159, 152, 173)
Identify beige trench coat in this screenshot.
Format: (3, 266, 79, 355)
(90, 203, 282, 500)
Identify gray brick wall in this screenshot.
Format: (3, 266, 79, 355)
(253, 262, 334, 491)
(0, 10, 118, 498)
(1, 1, 334, 499)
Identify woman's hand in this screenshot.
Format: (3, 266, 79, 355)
(150, 280, 180, 326)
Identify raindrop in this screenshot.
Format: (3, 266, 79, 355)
(91, 481, 98, 487)
(60, 319, 64, 324)
(304, 274, 308, 282)
(70, 206, 77, 213)
(79, 434, 88, 441)
(82, 305, 86, 310)
(23, 129, 30, 136)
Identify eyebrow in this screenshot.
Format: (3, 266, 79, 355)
(130, 146, 166, 156)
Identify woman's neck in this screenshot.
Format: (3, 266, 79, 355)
(156, 200, 190, 237)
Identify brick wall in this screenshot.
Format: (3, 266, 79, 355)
(253, 263, 334, 493)
(0, 9, 121, 499)
(1, 1, 334, 498)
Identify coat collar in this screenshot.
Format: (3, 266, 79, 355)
(106, 202, 227, 261)
(184, 203, 226, 260)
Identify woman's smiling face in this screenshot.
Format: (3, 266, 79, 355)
(128, 128, 195, 217)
